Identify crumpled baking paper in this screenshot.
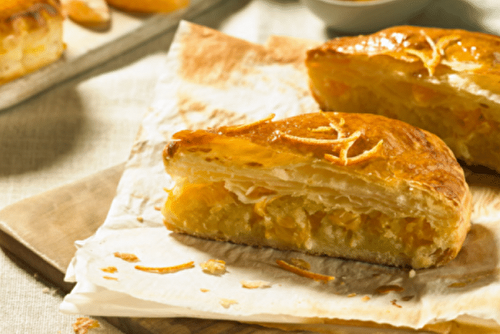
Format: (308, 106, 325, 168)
(61, 21, 500, 332)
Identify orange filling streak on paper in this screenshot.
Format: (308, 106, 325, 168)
(135, 261, 195, 274)
(114, 252, 140, 262)
(276, 259, 335, 283)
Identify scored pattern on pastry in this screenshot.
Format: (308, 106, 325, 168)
(324, 140, 384, 166)
(403, 31, 461, 76)
(222, 114, 276, 135)
(279, 113, 384, 166)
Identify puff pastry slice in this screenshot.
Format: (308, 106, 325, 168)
(162, 112, 471, 269)
(306, 26, 500, 173)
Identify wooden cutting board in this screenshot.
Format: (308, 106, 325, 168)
(0, 164, 292, 334)
(0, 0, 227, 110)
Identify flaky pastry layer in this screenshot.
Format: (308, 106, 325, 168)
(306, 25, 500, 172)
(162, 112, 471, 268)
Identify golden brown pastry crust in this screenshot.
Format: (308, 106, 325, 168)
(106, 0, 189, 13)
(0, 0, 64, 84)
(166, 112, 467, 207)
(306, 26, 500, 172)
(309, 26, 500, 74)
(163, 112, 471, 269)
(60, 0, 110, 27)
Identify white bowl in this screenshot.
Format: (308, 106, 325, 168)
(302, 0, 433, 34)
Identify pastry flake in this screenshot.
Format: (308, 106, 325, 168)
(240, 280, 272, 289)
(113, 252, 140, 262)
(219, 298, 238, 308)
(101, 266, 118, 273)
(200, 259, 226, 275)
(162, 112, 471, 269)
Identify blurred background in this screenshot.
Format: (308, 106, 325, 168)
(0, 0, 497, 333)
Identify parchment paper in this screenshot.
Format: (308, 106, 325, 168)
(61, 21, 500, 331)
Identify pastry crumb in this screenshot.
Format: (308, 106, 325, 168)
(136, 216, 144, 223)
(135, 261, 194, 274)
(200, 259, 226, 275)
(101, 266, 118, 273)
(103, 276, 118, 281)
(375, 285, 404, 294)
(361, 296, 370, 302)
(220, 298, 238, 308)
(241, 280, 272, 289)
(409, 269, 416, 278)
(72, 317, 100, 334)
(154, 205, 162, 211)
(347, 293, 356, 297)
(391, 299, 403, 308)
(290, 258, 311, 270)
(114, 252, 140, 262)
(200, 288, 210, 293)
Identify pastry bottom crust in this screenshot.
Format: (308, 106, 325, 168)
(163, 181, 458, 269)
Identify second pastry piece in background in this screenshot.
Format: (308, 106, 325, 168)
(162, 112, 471, 269)
(0, 0, 65, 85)
(306, 26, 500, 173)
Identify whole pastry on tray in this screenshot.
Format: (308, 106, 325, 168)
(306, 26, 500, 173)
(162, 112, 471, 269)
(0, 0, 65, 85)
